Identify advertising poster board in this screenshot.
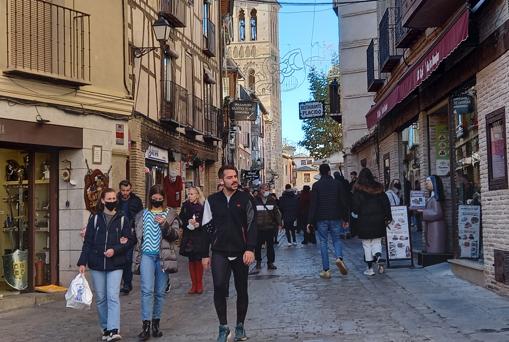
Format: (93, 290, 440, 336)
(458, 205, 481, 258)
(435, 124, 450, 176)
(409, 191, 426, 210)
(386, 206, 413, 265)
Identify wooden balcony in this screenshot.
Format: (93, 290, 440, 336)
(5, 0, 91, 85)
(402, 0, 465, 29)
(203, 19, 216, 57)
(161, 0, 187, 28)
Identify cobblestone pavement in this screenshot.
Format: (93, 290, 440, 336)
(2, 233, 509, 342)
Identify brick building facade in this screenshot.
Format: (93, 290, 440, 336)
(348, 0, 509, 295)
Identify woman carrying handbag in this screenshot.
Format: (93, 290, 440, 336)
(179, 186, 208, 294)
(133, 185, 180, 340)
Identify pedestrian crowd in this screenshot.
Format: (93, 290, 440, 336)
(76, 162, 426, 342)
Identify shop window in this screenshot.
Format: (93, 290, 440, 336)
(486, 107, 507, 190)
(304, 173, 310, 183)
(0, 149, 56, 291)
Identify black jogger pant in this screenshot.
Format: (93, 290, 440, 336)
(211, 252, 249, 325)
(255, 229, 276, 263)
(284, 221, 296, 243)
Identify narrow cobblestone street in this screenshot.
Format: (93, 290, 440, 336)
(2, 234, 509, 342)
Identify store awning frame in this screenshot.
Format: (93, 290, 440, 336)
(366, 8, 470, 129)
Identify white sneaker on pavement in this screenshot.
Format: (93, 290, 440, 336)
(287, 242, 293, 247)
(363, 268, 375, 276)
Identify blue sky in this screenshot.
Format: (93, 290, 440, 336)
(279, 5, 339, 147)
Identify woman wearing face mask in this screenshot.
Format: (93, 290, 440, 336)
(133, 185, 181, 340)
(179, 186, 208, 294)
(78, 188, 135, 342)
(386, 179, 402, 206)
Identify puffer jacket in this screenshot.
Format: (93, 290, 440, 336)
(351, 182, 392, 239)
(278, 190, 299, 223)
(133, 208, 181, 273)
(78, 211, 135, 271)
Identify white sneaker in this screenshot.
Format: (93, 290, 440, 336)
(363, 268, 375, 276)
(292, 242, 297, 246)
(287, 242, 293, 247)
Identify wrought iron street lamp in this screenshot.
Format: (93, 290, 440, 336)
(133, 17, 171, 58)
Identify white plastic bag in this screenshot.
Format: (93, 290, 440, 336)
(65, 273, 93, 310)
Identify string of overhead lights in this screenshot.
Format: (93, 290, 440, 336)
(235, 0, 380, 6)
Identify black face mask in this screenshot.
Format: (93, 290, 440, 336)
(151, 199, 164, 208)
(104, 201, 117, 211)
(393, 182, 401, 190)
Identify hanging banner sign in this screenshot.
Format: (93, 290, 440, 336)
(299, 101, 324, 119)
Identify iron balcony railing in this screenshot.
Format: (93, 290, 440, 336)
(379, 8, 402, 73)
(367, 39, 384, 92)
(161, 0, 186, 27)
(203, 18, 216, 57)
(6, 0, 91, 85)
(395, 0, 422, 48)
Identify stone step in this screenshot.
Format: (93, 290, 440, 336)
(448, 258, 485, 287)
(0, 292, 63, 313)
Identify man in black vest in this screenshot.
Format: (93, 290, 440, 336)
(202, 165, 257, 342)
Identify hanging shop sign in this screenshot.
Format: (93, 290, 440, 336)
(452, 95, 473, 138)
(458, 205, 481, 258)
(435, 124, 450, 176)
(242, 169, 260, 179)
(84, 161, 111, 214)
(299, 101, 324, 119)
(230, 100, 258, 121)
(145, 145, 169, 164)
(409, 190, 426, 210)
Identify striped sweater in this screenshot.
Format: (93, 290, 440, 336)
(141, 209, 168, 254)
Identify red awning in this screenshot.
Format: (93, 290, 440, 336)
(366, 9, 470, 129)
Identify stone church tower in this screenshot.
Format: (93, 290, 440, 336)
(228, 0, 283, 192)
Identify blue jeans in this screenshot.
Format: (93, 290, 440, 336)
(316, 220, 343, 271)
(90, 269, 123, 331)
(140, 253, 169, 321)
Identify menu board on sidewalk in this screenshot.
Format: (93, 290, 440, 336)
(409, 191, 426, 210)
(458, 205, 481, 258)
(386, 206, 412, 260)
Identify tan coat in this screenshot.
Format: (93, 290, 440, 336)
(133, 208, 181, 273)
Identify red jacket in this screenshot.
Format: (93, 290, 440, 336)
(164, 175, 183, 208)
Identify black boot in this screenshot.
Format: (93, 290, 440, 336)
(138, 320, 151, 341)
(152, 319, 163, 338)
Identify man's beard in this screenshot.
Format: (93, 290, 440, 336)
(225, 182, 238, 191)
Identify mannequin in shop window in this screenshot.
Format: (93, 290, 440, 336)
(163, 170, 183, 209)
(418, 175, 447, 253)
